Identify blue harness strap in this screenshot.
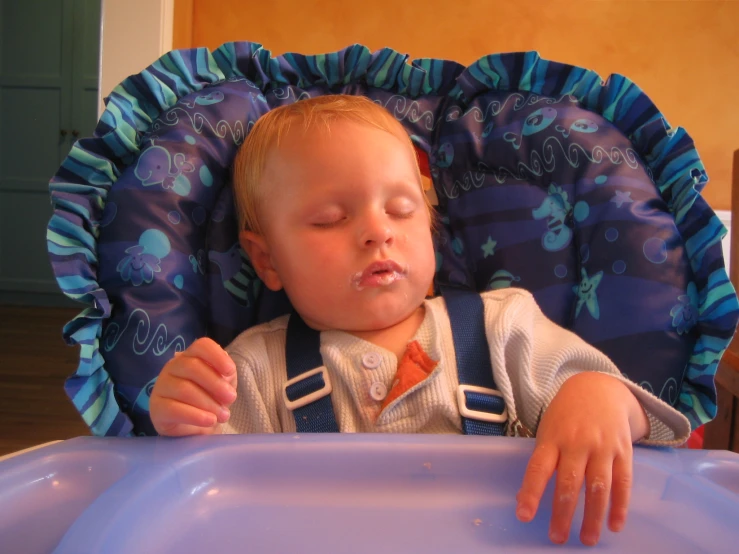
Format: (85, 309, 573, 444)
(284, 311, 339, 432)
(441, 287, 508, 436)
(283, 290, 507, 435)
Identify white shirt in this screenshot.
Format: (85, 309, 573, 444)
(223, 288, 690, 446)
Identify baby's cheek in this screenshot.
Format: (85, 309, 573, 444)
(309, 244, 343, 268)
(413, 231, 436, 264)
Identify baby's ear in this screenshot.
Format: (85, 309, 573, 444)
(239, 230, 283, 291)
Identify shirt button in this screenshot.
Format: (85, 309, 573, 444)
(369, 381, 388, 402)
(362, 352, 381, 369)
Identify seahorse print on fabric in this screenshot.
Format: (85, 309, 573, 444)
(532, 184, 573, 252)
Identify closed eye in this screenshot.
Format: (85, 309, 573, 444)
(388, 210, 415, 219)
(386, 196, 418, 219)
(312, 217, 346, 229)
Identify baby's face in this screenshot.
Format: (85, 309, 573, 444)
(257, 120, 436, 332)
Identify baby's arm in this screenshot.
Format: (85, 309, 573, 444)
(516, 371, 648, 546)
(480, 289, 691, 546)
(481, 289, 690, 443)
(149, 338, 238, 436)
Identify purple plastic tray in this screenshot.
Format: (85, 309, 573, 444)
(1, 434, 737, 553)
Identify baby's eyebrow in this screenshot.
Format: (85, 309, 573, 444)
(311, 205, 344, 214)
(385, 178, 422, 188)
(300, 201, 344, 216)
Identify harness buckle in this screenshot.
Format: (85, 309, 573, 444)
(283, 366, 333, 411)
(457, 385, 508, 424)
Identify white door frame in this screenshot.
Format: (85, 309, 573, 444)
(98, 0, 174, 116)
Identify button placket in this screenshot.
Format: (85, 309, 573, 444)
(361, 352, 381, 369)
(357, 351, 388, 404)
(369, 381, 388, 402)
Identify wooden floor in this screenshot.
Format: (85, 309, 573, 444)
(0, 305, 90, 456)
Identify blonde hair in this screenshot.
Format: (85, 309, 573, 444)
(232, 94, 434, 234)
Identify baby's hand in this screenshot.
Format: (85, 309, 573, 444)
(515, 372, 649, 546)
(150, 338, 238, 436)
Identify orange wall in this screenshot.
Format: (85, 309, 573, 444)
(174, 0, 739, 211)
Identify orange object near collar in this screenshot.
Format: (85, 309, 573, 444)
(381, 340, 438, 410)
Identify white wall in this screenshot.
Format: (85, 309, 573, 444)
(716, 210, 732, 276)
(98, 0, 174, 116)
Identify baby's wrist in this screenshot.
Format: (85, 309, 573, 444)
(588, 372, 651, 441)
(625, 390, 650, 442)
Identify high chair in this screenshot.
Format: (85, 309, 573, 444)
(0, 41, 731, 554)
(47, 42, 738, 438)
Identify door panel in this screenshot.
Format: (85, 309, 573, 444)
(1, 87, 65, 185)
(71, 0, 100, 139)
(0, 0, 100, 304)
(0, 0, 65, 78)
(0, 190, 59, 292)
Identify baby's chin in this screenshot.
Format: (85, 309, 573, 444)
(354, 305, 425, 331)
(303, 303, 421, 333)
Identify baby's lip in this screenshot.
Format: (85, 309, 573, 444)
(360, 260, 405, 279)
(352, 260, 407, 289)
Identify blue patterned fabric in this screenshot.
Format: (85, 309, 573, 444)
(47, 42, 738, 437)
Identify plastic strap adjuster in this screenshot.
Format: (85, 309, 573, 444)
(283, 366, 333, 411)
(457, 385, 508, 424)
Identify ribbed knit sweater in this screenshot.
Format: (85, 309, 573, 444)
(222, 288, 690, 446)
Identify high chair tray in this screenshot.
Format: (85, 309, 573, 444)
(1, 435, 737, 553)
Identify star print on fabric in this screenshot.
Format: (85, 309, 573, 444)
(481, 236, 497, 258)
(610, 190, 634, 208)
(572, 267, 604, 319)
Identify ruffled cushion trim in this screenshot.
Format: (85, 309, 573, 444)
(47, 42, 738, 435)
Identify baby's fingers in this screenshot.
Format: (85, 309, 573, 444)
(156, 375, 232, 424)
(549, 456, 587, 544)
(516, 443, 558, 523)
(579, 456, 613, 546)
(153, 399, 223, 436)
(182, 337, 237, 381)
(168, 354, 237, 407)
(608, 452, 633, 532)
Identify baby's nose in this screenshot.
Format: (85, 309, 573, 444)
(360, 216, 394, 247)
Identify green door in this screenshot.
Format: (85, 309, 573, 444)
(0, 0, 100, 306)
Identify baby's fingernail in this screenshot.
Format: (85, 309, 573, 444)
(224, 385, 237, 403)
(516, 505, 531, 521)
(219, 406, 230, 422)
(581, 533, 598, 546)
(549, 529, 565, 544)
(222, 349, 236, 369)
